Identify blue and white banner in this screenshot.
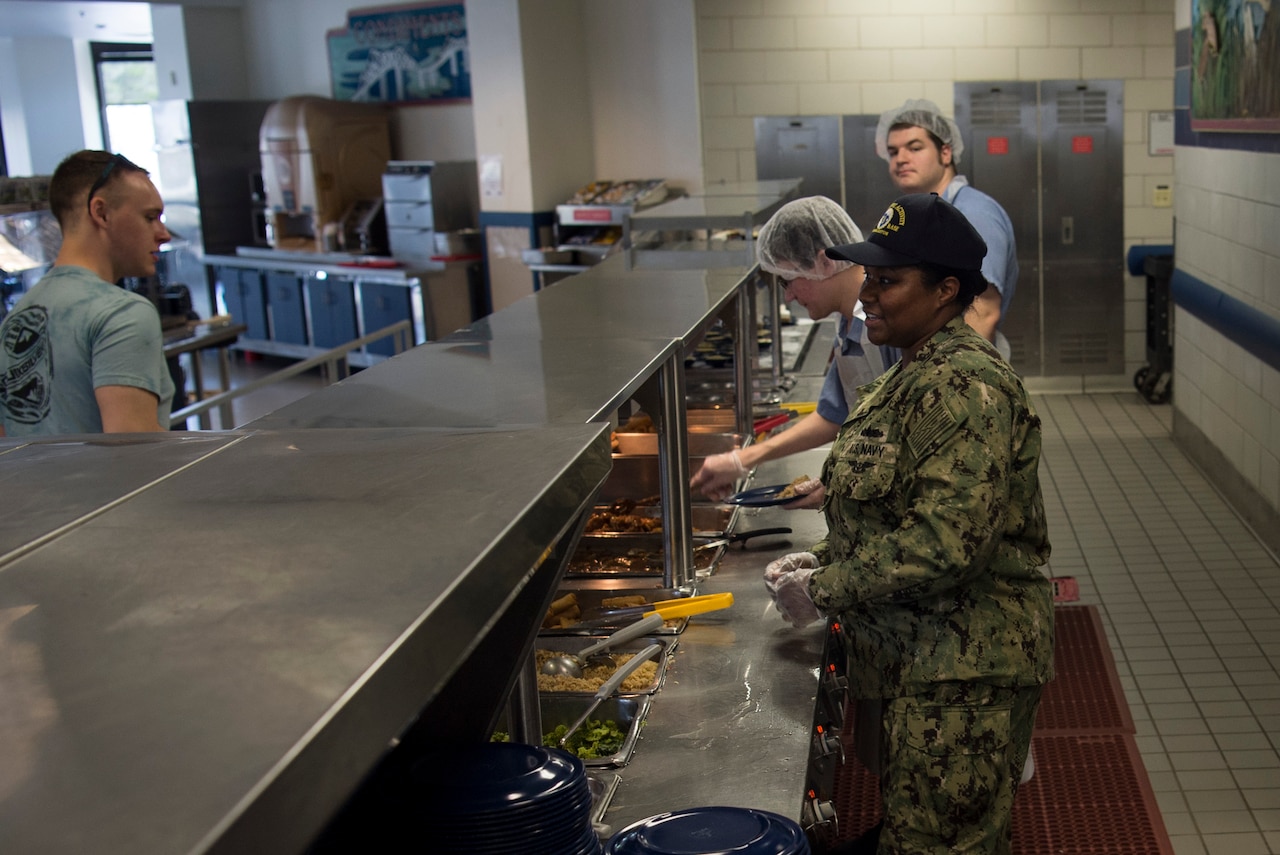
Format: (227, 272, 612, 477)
(327, 2, 470, 104)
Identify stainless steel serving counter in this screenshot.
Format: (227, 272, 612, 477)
(0, 249, 825, 852)
(599, 449, 832, 832)
(0, 425, 611, 855)
(253, 257, 761, 590)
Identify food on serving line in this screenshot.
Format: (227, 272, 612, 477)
(568, 545, 715, 576)
(544, 720, 627, 759)
(586, 507, 662, 533)
(619, 413, 655, 433)
(535, 649, 659, 693)
(543, 592, 581, 629)
(777, 474, 813, 500)
(601, 594, 648, 609)
(542, 593, 653, 630)
(492, 720, 628, 760)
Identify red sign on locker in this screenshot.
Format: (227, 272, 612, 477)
(1071, 135, 1095, 154)
(987, 136, 1010, 155)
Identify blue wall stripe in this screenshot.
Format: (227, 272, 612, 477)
(1171, 269, 1280, 373)
(1126, 245, 1174, 276)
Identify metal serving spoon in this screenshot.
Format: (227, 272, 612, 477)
(540, 612, 666, 678)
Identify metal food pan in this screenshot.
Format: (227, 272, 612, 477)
(495, 696, 651, 768)
(545, 695, 652, 768)
(598, 456, 737, 504)
(584, 502, 737, 537)
(612, 431, 745, 457)
(533, 635, 676, 695)
(565, 535, 723, 579)
(541, 585, 690, 635)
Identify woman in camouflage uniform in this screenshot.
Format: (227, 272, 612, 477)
(765, 193, 1054, 854)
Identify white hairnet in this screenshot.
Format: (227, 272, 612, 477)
(756, 196, 864, 281)
(874, 98, 965, 165)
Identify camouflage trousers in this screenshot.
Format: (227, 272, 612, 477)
(874, 682, 1042, 855)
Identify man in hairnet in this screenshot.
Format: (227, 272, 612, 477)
(877, 99, 1018, 360)
(690, 196, 895, 505)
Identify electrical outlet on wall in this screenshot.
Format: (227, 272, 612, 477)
(1153, 185, 1173, 208)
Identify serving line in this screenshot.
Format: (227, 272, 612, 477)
(254, 257, 761, 592)
(598, 448, 833, 832)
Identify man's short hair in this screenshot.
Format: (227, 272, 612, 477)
(48, 150, 148, 227)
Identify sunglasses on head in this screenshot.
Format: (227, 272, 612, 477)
(86, 153, 139, 215)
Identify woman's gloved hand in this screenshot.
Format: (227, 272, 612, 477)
(689, 450, 749, 502)
(763, 552, 823, 628)
(764, 551, 819, 585)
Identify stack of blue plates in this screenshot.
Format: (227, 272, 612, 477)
(606, 806, 810, 855)
(408, 742, 602, 855)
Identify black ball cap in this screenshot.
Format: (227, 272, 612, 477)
(825, 192, 987, 271)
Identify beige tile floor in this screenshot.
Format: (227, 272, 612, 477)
(1034, 393, 1280, 855)
(183, 344, 1280, 854)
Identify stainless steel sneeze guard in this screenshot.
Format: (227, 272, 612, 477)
(0, 425, 611, 855)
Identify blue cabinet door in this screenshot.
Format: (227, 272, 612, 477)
(360, 282, 414, 356)
(265, 270, 308, 345)
(306, 276, 358, 349)
(215, 266, 269, 340)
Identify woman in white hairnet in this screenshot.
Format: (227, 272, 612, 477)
(690, 196, 897, 505)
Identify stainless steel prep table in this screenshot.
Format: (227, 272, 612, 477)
(0, 424, 611, 855)
(622, 193, 792, 272)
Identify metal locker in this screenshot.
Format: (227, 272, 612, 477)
(840, 114, 902, 236)
(954, 83, 1041, 375)
(754, 116, 843, 205)
(1039, 80, 1124, 376)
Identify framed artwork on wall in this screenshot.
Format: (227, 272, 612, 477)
(1190, 0, 1279, 131)
(327, 1, 471, 104)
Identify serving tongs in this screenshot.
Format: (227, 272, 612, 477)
(590, 591, 735, 621)
(693, 526, 792, 552)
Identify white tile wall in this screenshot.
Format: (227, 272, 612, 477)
(1173, 144, 1280, 518)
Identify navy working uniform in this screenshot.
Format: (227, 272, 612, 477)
(811, 315, 1053, 853)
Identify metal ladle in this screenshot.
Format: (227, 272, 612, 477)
(539, 612, 666, 678)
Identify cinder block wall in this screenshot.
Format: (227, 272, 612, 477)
(693, 0, 1176, 386)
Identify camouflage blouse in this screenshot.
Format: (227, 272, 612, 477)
(808, 315, 1054, 697)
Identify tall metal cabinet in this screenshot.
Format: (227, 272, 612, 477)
(955, 80, 1125, 377)
(754, 116, 843, 205)
(757, 81, 1125, 380)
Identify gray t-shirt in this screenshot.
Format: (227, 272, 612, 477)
(0, 265, 175, 435)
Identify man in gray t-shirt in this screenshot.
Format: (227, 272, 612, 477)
(0, 150, 174, 436)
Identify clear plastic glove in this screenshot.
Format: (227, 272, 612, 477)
(764, 551, 819, 587)
(781, 478, 824, 511)
(768, 566, 823, 628)
(690, 450, 748, 502)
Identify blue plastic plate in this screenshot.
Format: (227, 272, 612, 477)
(723, 484, 799, 507)
(606, 805, 808, 854)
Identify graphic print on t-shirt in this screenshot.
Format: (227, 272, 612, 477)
(1, 306, 53, 424)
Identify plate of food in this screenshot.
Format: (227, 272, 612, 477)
(724, 476, 813, 507)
